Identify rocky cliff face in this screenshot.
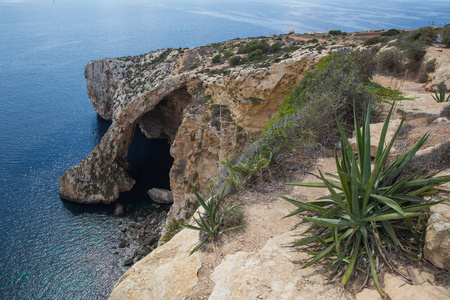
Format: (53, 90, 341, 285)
(59, 36, 323, 213)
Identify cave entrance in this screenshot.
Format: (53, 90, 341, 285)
(118, 86, 192, 209)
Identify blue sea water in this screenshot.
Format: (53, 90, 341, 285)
(0, 0, 448, 299)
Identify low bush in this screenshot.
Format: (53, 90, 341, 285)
(237, 40, 270, 54)
(181, 188, 242, 255)
(268, 42, 282, 53)
(377, 49, 405, 75)
(381, 29, 401, 37)
(212, 54, 222, 64)
(248, 49, 263, 60)
(282, 102, 450, 295)
(222, 50, 234, 58)
(364, 36, 381, 45)
(229, 55, 242, 66)
(442, 25, 450, 48)
(263, 49, 378, 153)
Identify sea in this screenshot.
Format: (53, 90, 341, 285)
(0, 0, 448, 299)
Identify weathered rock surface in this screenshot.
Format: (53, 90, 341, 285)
(109, 228, 201, 300)
(60, 37, 321, 210)
(147, 188, 173, 204)
(384, 273, 449, 300)
(209, 231, 344, 300)
(424, 202, 450, 269)
(349, 118, 402, 157)
(425, 47, 450, 92)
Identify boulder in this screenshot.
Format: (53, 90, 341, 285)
(424, 202, 450, 269)
(114, 203, 124, 216)
(109, 228, 201, 300)
(147, 188, 174, 204)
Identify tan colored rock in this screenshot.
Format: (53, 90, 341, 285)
(424, 203, 450, 269)
(147, 188, 173, 204)
(384, 273, 450, 300)
(349, 118, 402, 157)
(355, 288, 382, 300)
(209, 231, 346, 300)
(109, 228, 201, 300)
(425, 47, 450, 92)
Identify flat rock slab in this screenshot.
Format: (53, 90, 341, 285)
(209, 231, 345, 300)
(109, 228, 201, 300)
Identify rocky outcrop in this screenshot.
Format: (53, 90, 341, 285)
(147, 188, 173, 204)
(109, 228, 201, 300)
(424, 202, 450, 269)
(60, 37, 322, 209)
(209, 232, 343, 300)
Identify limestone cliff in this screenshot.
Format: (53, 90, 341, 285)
(59, 36, 325, 212)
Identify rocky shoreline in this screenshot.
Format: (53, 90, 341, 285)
(112, 205, 168, 269)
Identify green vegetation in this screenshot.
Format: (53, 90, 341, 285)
(237, 40, 270, 54)
(328, 30, 346, 36)
(181, 188, 242, 255)
(269, 42, 282, 53)
(229, 55, 242, 66)
(431, 88, 450, 103)
(248, 49, 263, 60)
(442, 25, 450, 47)
(262, 49, 378, 153)
(222, 50, 234, 58)
(160, 218, 183, 244)
(381, 29, 401, 37)
(281, 102, 450, 295)
(189, 62, 200, 70)
(370, 82, 413, 101)
(364, 36, 381, 45)
(396, 26, 437, 61)
(212, 54, 222, 64)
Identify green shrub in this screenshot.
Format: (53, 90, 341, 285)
(403, 40, 426, 61)
(281, 102, 450, 295)
(442, 25, 450, 48)
(189, 62, 200, 70)
(212, 54, 222, 64)
(222, 50, 234, 58)
(269, 42, 282, 53)
(181, 188, 242, 255)
(248, 49, 263, 60)
(264, 49, 378, 151)
(381, 29, 401, 37)
(431, 88, 450, 102)
(237, 41, 270, 54)
(377, 49, 405, 75)
(364, 36, 381, 45)
(328, 30, 343, 36)
(229, 55, 242, 66)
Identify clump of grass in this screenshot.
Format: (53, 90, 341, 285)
(431, 88, 450, 103)
(281, 102, 450, 295)
(181, 188, 242, 255)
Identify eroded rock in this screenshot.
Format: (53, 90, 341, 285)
(147, 188, 173, 204)
(109, 228, 201, 300)
(424, 203, 450, 269)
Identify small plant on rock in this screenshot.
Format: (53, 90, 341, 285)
(181, 188, 242, 255)
(281, 102, 450, 295)
(431, 88, 450, 103)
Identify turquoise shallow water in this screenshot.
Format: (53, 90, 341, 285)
(0, 1, 448, 299)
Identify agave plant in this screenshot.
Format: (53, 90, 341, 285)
(431, 89, 450, 102)
(181, 187, 242, 255)
(281, 102, 450, 294)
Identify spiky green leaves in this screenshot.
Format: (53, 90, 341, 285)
(181, 187, 242, 255)
(282, 101, 450, 295)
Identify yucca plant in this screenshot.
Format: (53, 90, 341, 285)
(431, 89, 450, 102)
(181, 187, 242, 255)
(281, 102, 450, 294)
